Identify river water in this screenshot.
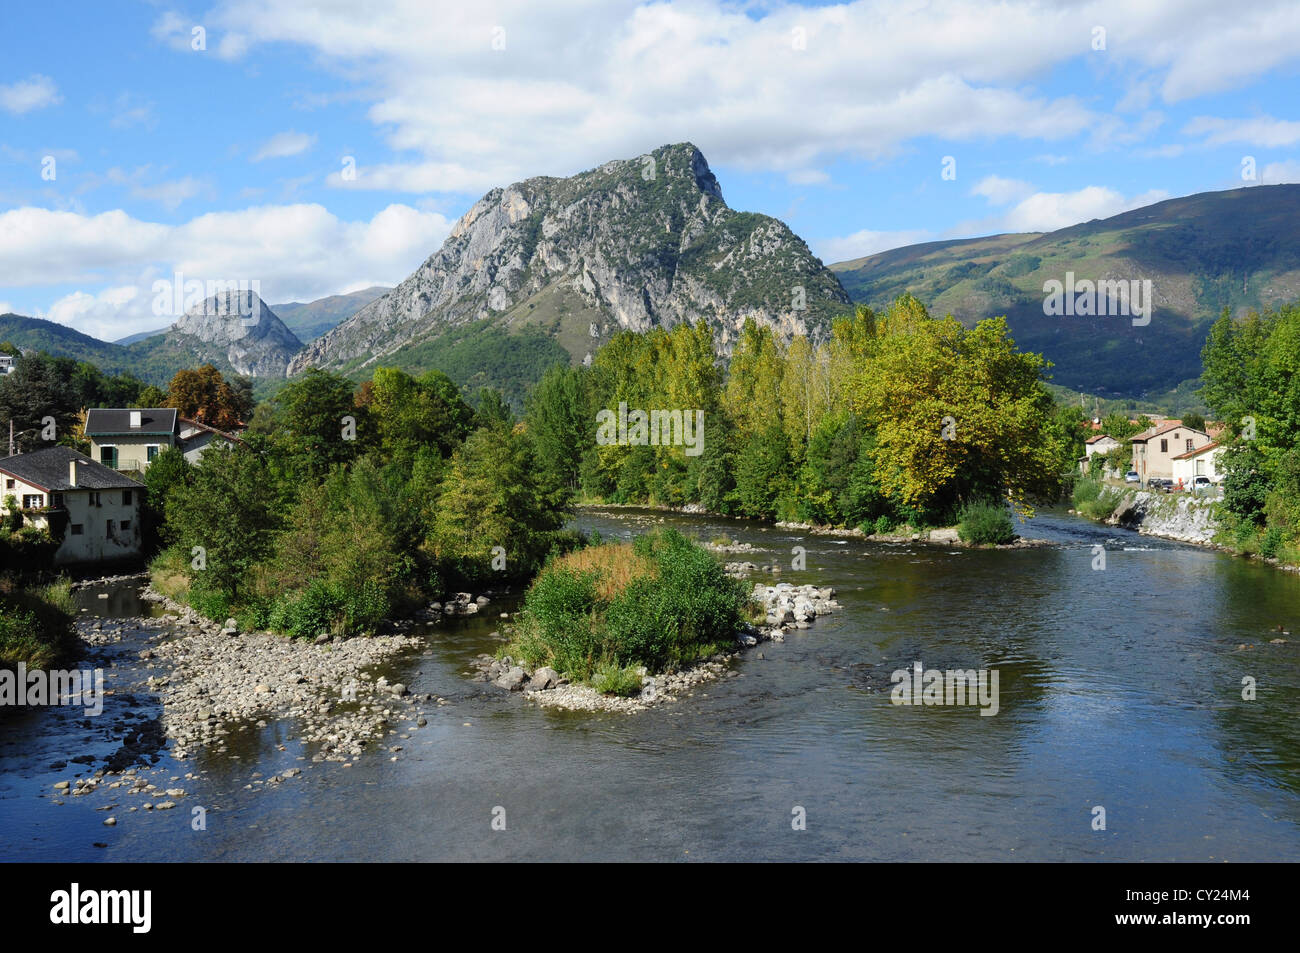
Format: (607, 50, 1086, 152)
(2, 508, 1298, 861)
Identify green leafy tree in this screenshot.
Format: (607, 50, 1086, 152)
(165, 445, 281, 598)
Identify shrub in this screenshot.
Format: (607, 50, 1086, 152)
(509, 529, 749, 685)
(187, 583, 232, 623)
(871, 514, 894, 535)
(268, 580, 347, 639)
(1260, 526, 1285, 560)
(344, 579, 389, 633)
(590, 663, 643, 697)
(956, 501, 1015, 545)
(1072, 478, 1119, 521)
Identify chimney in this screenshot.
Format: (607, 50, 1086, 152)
(69, 458, 77, 488)
(130, 410, 142, 429)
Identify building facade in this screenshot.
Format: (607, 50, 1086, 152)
(0, 446, 143, 564)
(85, 408, 242, 472)
(1130, 421, 1213, 482)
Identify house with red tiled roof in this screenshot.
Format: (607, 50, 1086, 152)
(1130, 420, 1213, 482)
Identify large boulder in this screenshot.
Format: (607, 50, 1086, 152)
(494, 667, 527, 691)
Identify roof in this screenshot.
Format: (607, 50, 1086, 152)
(85, 408, 177, 436)
(177, 416, 245, 444)
(1131, 420, 1210, 443)
(1085, 434, 1116, 444)
(1172, 440, 1221, 460)
(0, 446, 144, 492)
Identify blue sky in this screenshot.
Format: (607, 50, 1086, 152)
(2, 0, 1298, 341)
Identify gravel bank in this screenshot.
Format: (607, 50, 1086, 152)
(470, 582, 841, 713)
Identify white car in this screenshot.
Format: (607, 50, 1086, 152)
(1124, 471, 1141, 483)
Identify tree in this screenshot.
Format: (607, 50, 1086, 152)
(852, 302, 1063, 520)
(525, 363, 586, 496)
(166, 365, 253, 430)
(165, 445, 280, 598)
(367, 366, 474, 464)
(141, 447, 192, 549)
(474, 387, 514, 430)
(430, 425, 567, 584)
(267, 368, 365, 480)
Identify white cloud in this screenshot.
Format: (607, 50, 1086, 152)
(112, 99, 156, 130)
(971, 175, 1035, 205)
(993, 186, 1170, 233)
(786, 169, 831, 186)
(45, 287, 146, 343)
(1184, 115, 1300, 147)
(168, 0, 1300, 191)
(253, 131, 318, 161)
(0, 203, 452, 339)
(0, 74, 61, 115)
(815, 228, 933, 263)
(1262, 159, 1300, 184)
(131, 176, 210, 211)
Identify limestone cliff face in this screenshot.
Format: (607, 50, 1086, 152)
(170, 290, 303, 378)
(289, 143, 850, 373)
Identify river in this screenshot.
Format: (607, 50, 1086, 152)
(2, 507, 1298, 861)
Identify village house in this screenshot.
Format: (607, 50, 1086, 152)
(0, 446, 143, 564)
(1171, 441, 1224, 487)
(0, 354, 15, 375)
(85, 408, 242, 472)
(1079, 433, 1120, 474)
(1130, 420, 1214, 482)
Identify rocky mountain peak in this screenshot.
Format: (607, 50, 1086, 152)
(289, 143, 850, 375)
(170, 289, 303, 378)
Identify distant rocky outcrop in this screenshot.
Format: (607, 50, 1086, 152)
(290, 142, 851, 374)
(167, 290, 303, 378)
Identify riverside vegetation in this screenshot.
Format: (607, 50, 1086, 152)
(524, 294, 1071, 540)
(501, 529, 754, 696)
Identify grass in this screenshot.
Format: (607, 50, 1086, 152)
(0, 576, 77, 670)
(148, 545, 191, 602)
(543, 543, 656, 601)
(1072, 478, 1122, 521)
(504, 529, 751, 692)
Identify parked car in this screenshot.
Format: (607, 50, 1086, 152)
(1124, 471, 1141, 483)
(1192, 475, 1213, 490)
(1147, 477, 1173, 492)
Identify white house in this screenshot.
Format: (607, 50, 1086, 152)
(0, 447, 143, 564)
(1079, 433, 1120, 474)
(0, 354, 14, 375)
(1171, 441, 1224, 487)
(176, 416, 243, 464)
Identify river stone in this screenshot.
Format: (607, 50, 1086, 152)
(528, 667, 560, 691)
(494, 667, 527, 691)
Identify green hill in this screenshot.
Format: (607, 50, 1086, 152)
(830, 184, 1300, 397)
